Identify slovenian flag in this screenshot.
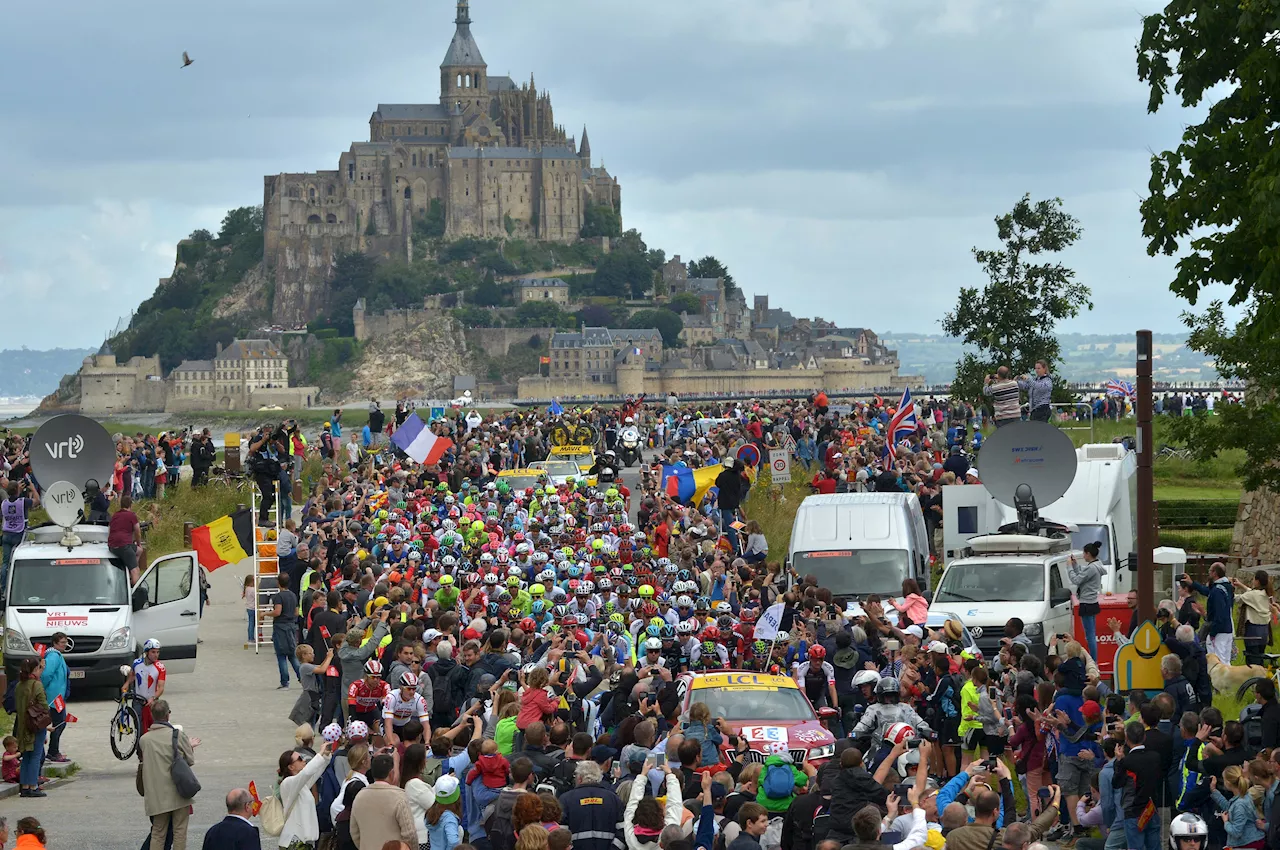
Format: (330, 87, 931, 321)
(191, 508, 253, 571)
(391, 413, 454, 465)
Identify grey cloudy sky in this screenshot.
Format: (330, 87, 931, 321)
(0, 0, 1218, 349)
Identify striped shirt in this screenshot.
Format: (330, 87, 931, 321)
(1018, 373, 1054, 411)
(984, 378, 1022, 421)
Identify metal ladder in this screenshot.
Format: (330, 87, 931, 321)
(250, 477, 282, 653)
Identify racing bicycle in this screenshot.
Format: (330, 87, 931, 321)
(110, 666, 146, 761)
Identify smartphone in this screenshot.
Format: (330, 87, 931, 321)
(1037, 788, 1051, 800)
(884, 639, 901, 652)
(985, 757, 998, 770)
(893, 783, 911, 801)
(653, 752, 666, 767)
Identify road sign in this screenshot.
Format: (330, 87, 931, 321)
(769, 448, 791, 484)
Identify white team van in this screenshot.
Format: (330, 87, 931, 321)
(788, 492, 931, 598)
(3, 525, 201, 688)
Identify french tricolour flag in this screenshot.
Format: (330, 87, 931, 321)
(391, 413, 454, 465)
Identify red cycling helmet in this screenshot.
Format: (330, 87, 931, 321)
(808, 645, 827, 662)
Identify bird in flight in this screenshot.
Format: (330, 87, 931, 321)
(182, 51, 194, 68)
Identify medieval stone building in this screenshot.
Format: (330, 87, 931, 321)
(262, 0, 621, 325)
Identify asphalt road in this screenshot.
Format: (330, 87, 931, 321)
(7, 561, 303, 849)
(7, 458, 651, 848)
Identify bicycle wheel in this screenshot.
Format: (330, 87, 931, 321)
(110, 703, 141, 761)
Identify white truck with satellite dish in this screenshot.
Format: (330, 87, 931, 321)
(929, 421, 1095, 659)
(3, 414, 202, 688)
(942, 438, 1137, 579)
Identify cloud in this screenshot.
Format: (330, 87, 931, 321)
(0, 0, 1214, 349)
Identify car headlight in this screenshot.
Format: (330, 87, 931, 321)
(808, 744, 835, 760)
(4, 628, 30, 654)
(104, 626, 132, 651)
(1023, 622, 1043, 638)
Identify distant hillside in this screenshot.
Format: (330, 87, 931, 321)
(882, 332, 1217, 385)
(0, 348, 95, 397)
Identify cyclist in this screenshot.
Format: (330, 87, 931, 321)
(383, 671, 430, 745)
(126, 638, 166, 733)
(347, 659, 389, 736)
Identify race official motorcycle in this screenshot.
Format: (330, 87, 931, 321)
(618, 426, 643, 467)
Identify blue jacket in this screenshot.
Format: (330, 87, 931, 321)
(937, 770, 1006, 828)
(1098, 760, 1119, 831)
(1211, 790, 1267, 847)
(1190, 577, 1234, 636)
(427, 809, 462, 850)
(41, 648, 69, 708)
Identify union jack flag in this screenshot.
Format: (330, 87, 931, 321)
(1105, 380, 1135, 398)
(885, 389, 916, 445)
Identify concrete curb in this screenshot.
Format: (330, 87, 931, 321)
(0, 776, 75, 800)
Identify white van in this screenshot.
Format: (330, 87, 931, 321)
(942, 443, 1137, 593)
(3, 525, 202, 688)
(929, 532, 1077, 659)
(788, 493, 930, 598)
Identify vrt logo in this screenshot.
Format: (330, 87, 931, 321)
(45, 434, 85, 459)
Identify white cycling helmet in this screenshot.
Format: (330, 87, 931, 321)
(142, 638, 161, 653)
(852, 670, 881, 688)
(885, 722, 916, 745)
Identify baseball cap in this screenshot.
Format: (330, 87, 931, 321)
(904, 625, 924, 639)
(926, 640, 950, 654)
(591, 744, 619, 764)
(423, 629, 443, 642)
(434, 774, 461, 805)
(1081, 700, 1103, 720)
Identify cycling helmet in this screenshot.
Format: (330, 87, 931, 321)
(142, 638, 161, 652)
(875, 676, 901, 702)
(677, 620, 697, 635)
(399, 671, 419, 688)
(637, 585, 655, 598)
(519, 617, 537, 633)
(646, 624, 663, 638)
(497, 591, 512, 604)
(753, 639, 768, 654)
(808, 645, 827, 662)
(439, 575, 455, 586)
(885, 722, 916, 745)
(676, 595, 694, 609)
(530, 583, 546, 597)
(575, 613, 589, 626)
(659, 624, 676, 640)
(552, 604, 569, 619)
(487, 602, 500, 616)
(716, 615, 734, 631)
(1170, 814, 1208, 850)
(483, 573, 499, 586)
(695, 597, 711, 612)
(701, 626, 721, 642)
(714, 601, 733, 614)
(598, 577, 613, 591)
(775, 630, 791, 643)
(739, 607, 758, 624)
(644, 637, 662, 652)
(364, 659, 383, 675)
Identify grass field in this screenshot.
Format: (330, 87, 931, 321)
(744, 419, 1244, 562)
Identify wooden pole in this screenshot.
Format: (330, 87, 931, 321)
(1136, 330, 1156, 621)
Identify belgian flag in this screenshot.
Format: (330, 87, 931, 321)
(190, 508, 254, 571)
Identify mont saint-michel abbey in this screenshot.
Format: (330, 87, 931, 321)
(263, 0, 621, 281)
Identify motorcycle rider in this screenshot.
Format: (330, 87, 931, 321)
(590, 451, 621, 485)
(849, 676, 932, 771)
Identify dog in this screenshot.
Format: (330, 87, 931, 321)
(1206, 653, 1269, 694)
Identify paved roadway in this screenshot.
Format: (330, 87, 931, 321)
(5, 561, 300, 849)
(5, 460, 650, 848)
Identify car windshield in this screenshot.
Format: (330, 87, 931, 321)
(934, 561, 1046, 603)
(499, 474, 544, 490)
(691, 686, 815, 721)
(542, 461, 581, 478)
(1070, 524, 1112, 564)
(792, 550, 909, 596)
(10, 557, 130, 606)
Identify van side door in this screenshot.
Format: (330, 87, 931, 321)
(131, 552, 201, 673)
(1046, 560, 1073, 640)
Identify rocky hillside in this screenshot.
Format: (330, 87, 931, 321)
(346, 315, 479, 400)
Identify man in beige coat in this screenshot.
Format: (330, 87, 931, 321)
(350, 752, 417, 850)
(139, 699, 200, 850)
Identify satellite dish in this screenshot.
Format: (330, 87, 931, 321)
(29, 415, 115, 497)
(43, 480, 83, 528)
(977, 420, 1077, 510)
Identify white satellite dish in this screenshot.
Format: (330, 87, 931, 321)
(43, 480, 85, 546)
(976, 421, 1078, 532)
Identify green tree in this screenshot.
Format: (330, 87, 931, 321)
(513, 300, 574, 329)
(319, 252, 378, 336)
(415, 199, 446, 239)
(628, 309, 683, 347)
(687, 256, 737, 298)
(667, 292, 702, 315)
(1138, 5, 1280, 491)
(581, 204, 622, 238)
(940, 194, 1090, 403)
(593, 251, 651, 299)
(472, 270, 504, 307)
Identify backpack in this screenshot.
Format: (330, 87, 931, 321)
(1241, 703, 1264, 758)
(316, 759, 343, 832)
(423, 756, 444, 786)
(2, 679, 15, 715)
(538, 758, 577, 797)
(762, 762, 796, 800)
(484, 789, 521, 850)
(761, 816, 786, 850)
(431, 666, 457, 721)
